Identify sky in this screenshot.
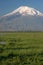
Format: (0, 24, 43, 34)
(0, 0, 43, 16)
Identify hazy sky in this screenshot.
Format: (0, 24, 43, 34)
(0, 0, 43, 16)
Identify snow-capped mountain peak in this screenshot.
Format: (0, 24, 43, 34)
(0, 6, 43, 31)
(3, 6, 43, 17)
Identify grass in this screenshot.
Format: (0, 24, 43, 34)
(0, 32, 43, 65)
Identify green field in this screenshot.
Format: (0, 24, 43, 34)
(0, 32, 43, 65)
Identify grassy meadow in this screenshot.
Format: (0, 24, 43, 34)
(0, 32, 43, 65)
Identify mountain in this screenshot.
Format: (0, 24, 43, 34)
(0, 6, 43, 31)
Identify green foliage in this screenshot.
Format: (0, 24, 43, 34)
(0, 32, 43, 65)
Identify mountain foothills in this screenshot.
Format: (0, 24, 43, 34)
(0, 6, 43, 31)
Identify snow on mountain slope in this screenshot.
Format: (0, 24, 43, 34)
(2, 6, 43, 17)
